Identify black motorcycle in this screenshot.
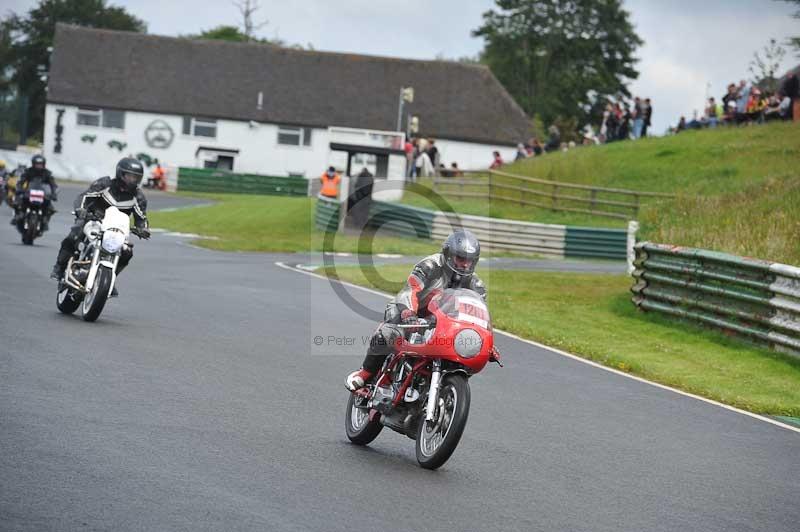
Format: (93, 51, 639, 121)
(16, 182, 53, 245)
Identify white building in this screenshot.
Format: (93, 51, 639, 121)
(43, 24, 531, 183)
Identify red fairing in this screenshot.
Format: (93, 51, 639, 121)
(395, 289, 493, 373)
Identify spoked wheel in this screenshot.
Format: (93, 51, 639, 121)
(56, 282, 82, 314)
(415, 374, 471, 470)
(345, 392, 383, 445)
(81, 266, 112, 322)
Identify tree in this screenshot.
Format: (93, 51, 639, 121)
(2, 0, 146, 140)
(191, 25, 251, 43)
(473, 0, 643, 129)
(749, 38, 787, 92)
(781, 0, 800, 54)
(234, 0, 268, 42)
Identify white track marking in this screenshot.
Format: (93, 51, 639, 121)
(274, 261, 800, 435)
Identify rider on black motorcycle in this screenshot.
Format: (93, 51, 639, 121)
(12, 155, 58, 230)
(50, 157, 151, 291)
(345, 230, 486, 391)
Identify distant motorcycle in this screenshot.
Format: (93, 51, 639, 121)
(345, 288, 502, 469)
(56, 206, 148, 322)
(15, 184, 50, 245)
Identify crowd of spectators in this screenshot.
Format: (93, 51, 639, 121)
(673, 74, 799, 133)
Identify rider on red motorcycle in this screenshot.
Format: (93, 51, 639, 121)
(345, 230, 486, 391)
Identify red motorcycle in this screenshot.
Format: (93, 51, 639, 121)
(345, 288, 502, 469)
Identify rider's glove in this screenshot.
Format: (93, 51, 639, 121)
(133, 226, 151, 240)
(400, 308, 419, 325)
(75, 208, 87, 220)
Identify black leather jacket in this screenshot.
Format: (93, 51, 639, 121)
(16, 167, 58, 199)
(75, 177, 148, 228)
(391, 252, 486, 319)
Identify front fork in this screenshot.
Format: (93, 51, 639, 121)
(424, 359, 442, 422)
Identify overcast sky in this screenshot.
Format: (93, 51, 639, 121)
(5, 0, 799, 134)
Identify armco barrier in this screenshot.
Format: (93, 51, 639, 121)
(631, 242, 800, 356)
(313, 198, 629, 260)
(177, 167, 308, 196)
(315, 196, 341, 232)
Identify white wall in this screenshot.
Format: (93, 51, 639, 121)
(43, 105, 330, 182)
(42, 103, 518, 183)
(430, 138, 517, 171)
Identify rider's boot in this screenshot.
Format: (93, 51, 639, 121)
(345, 368, 373, 391)
(50, 263, 65, 280)
(51, 247, 72, 280)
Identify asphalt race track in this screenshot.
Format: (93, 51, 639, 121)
(1, 185, 799, 531)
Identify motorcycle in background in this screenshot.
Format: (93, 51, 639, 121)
(345, 288, 502, 469)
(56, 206, 148, 322)
(16, 184, 50, 245)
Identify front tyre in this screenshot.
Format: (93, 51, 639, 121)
(345, 393, 383, 445)
(21, 214, 37, 245)
(81, 266, 112, 322)
(416, 373, 471, 470)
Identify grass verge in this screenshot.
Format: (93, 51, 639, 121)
(323, 264, 800, 417)
(148, 193, 442, 255)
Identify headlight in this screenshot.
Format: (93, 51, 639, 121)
(101, 230, 125, 253)
(454, 329, 483, 358)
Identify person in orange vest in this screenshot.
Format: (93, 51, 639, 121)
(147, 161, 166, 190)
(320, 166, 341, 198)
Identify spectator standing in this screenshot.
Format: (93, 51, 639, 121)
(404, 138, 415, 179)
(617, 105, 631, 140)
(320, 166, 341, 199)
(642, 98, 652, 137)
(736, 79, 751, 117)
(782, 73, 799, 121)
(676, 116, 687, 133)
(426, 139, 440, 174)
(514, 143, 527, 161)
(705, 98, 719, 128)
(632, 97, 644, 138)
(449, 162, 463, 177)
(489, 151, 504, 169)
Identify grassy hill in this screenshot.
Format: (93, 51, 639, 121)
(409, 122, 800, 264)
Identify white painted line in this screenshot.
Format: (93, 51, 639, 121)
(274, 260, 800, 435)
(376, 253, 403, 259)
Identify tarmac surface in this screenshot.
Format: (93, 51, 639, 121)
(1, 185, 798, 531)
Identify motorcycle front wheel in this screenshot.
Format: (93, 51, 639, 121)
(81, 266, 112, 322)
(345, 393, 383, 445)
(415, 373, 471, 470)
(21, 214, 37, 245)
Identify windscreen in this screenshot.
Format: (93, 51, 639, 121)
(431, 288, 491, 330)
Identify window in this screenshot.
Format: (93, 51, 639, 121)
(183, 116, 217, 138)
(77, 108, 101, 127)
(102, 109, 125, 129)
(77, 107, 125, 129)
(277, 126, 312, 146)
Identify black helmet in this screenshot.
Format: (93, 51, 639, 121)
(31, 154, 46, 167)
(442, 229, 480, 284)
(115, 157, 144, 192)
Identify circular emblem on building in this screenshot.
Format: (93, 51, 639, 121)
(144, 119, 174, 149)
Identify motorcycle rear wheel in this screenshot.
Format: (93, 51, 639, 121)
(345, 393, 383, 445)
(56, 284, 82, 314)
(415, 374, 470, 470)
